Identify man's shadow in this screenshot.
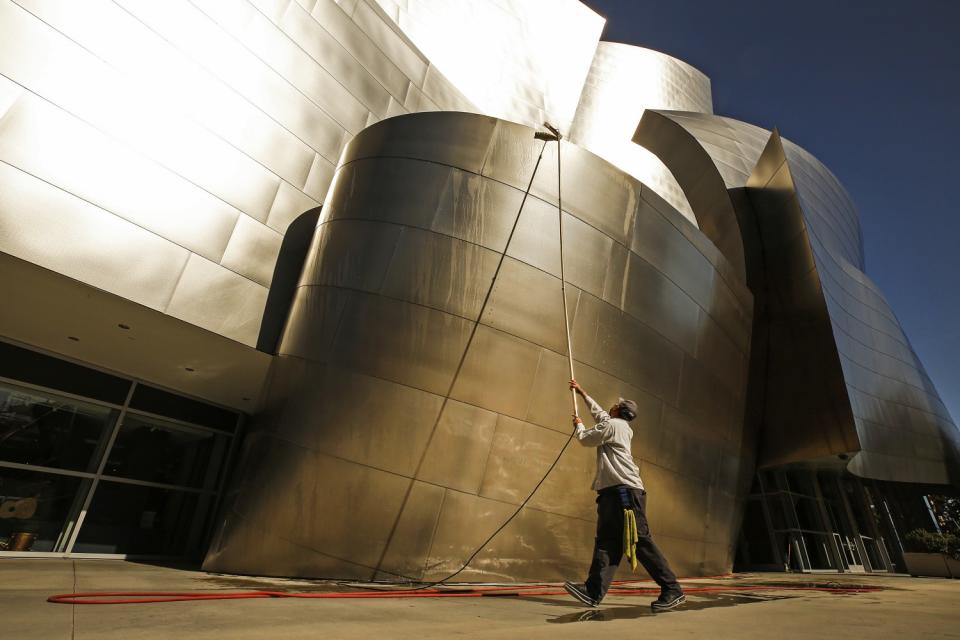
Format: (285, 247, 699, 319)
(546, 592, 794, 623)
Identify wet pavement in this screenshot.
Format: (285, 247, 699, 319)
(2, 559, 958, 639)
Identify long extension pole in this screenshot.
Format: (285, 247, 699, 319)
(544, 123, 578, 419)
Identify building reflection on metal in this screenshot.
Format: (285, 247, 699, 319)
(635, 110, 960, 486)
(203, 111, 755, 581)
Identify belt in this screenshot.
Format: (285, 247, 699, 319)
(597, 484, 645, 507)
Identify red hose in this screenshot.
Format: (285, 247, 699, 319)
(47, 582, 881, 605)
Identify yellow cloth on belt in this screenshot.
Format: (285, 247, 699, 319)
(623, 508, 639, 571)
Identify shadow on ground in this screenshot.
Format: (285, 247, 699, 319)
(548, 592, 795, 622)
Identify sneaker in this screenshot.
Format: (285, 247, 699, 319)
(651, 590, 685, 611)
(563, 581, 599, 608)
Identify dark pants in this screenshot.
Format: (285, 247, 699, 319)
(585, 485, 680, 601)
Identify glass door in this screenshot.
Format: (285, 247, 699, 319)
(1, 375, 237, 559)
(832, 533, 864, 572)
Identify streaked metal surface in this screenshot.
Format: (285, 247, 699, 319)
(636, 110, 960, 486)
(205, 111, 755, 581)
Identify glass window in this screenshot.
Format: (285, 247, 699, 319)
(102, 415, 227, 489)
(796, 497, 824, 531)
(0, 467, 83, 552)
(72, 481, 203, 556)
(0, 382, 118, 473)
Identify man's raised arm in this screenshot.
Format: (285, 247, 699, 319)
(569, 379, 612, 447)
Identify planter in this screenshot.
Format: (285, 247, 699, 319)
(903, 552, 957, 578)
(946, 555, 960, 578)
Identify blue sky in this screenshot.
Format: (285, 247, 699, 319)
(582, 0, 960, 425)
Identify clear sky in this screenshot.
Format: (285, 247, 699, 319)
(581, 0, 960, 425)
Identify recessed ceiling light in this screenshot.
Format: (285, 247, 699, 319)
(67, 336, 79, 341)
(118, 323, 131, 330)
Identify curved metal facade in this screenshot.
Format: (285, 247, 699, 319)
(637, 110, 960, 486)
(203, 111, 755, 580)
(569, 43, 713, 225)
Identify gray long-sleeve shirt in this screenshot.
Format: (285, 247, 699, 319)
(574, 394, 644, 491)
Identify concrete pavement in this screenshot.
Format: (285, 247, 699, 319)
(2, 559, 959, 639)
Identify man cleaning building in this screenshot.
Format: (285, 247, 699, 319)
(563, 379, 686, 611)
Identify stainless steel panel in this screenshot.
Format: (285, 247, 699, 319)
(331, 292, 474, 396)
(535, 143, 641, 248)
(309, 0, 412, 100)
(631, 195, 717, 309)
(375, 480, 445, 580)
(447, 506, 594, 582)
(449, 325, 541, 419)
(622, 251, 701, 353)
(300, 219, 402, 291)
(420, 64, 480, 115)
(219, 215, 284, 287)
(0, 88, 239, 262)
(5, 0, 316, 191)
(657, 405, 724, 483)
(324, 158, 452, 229)
(601, 241, 630, 309)
(478, 415, 570, 506)
(504, 195, 562, 276)
(522, 346, 580, 435)
(164, 254, 269, 346)
(429, 171, 523, 253)
(420, 488, 523, 581)
(302, 154, 337, 202)
(480, 257, 568, 354)
(525, 436, 599, 521)
(694, 308, 748, 398)
(266, 181, 320, 233)
(342, 111, 495, 173)
(211, 432, 414, 577)
(416, 400, 499, 495)
(571, 291, 684, 402)
(381, 228, 501, 320)
(0, 5, 284, 224)
(481, 119, 553, 194)
(275, 362, 444, 477)
(641, 462, 709, 544)
(118, 0, 348, 164)
(351, 0, 428, 87)
(560, 212, 614, 298)
(0, 161, 189, 312)
(236, 0, 396, 126)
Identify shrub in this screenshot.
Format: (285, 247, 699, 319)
(903, 529, 960, 560)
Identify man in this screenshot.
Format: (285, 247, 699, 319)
(563, 379, 685, 611)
